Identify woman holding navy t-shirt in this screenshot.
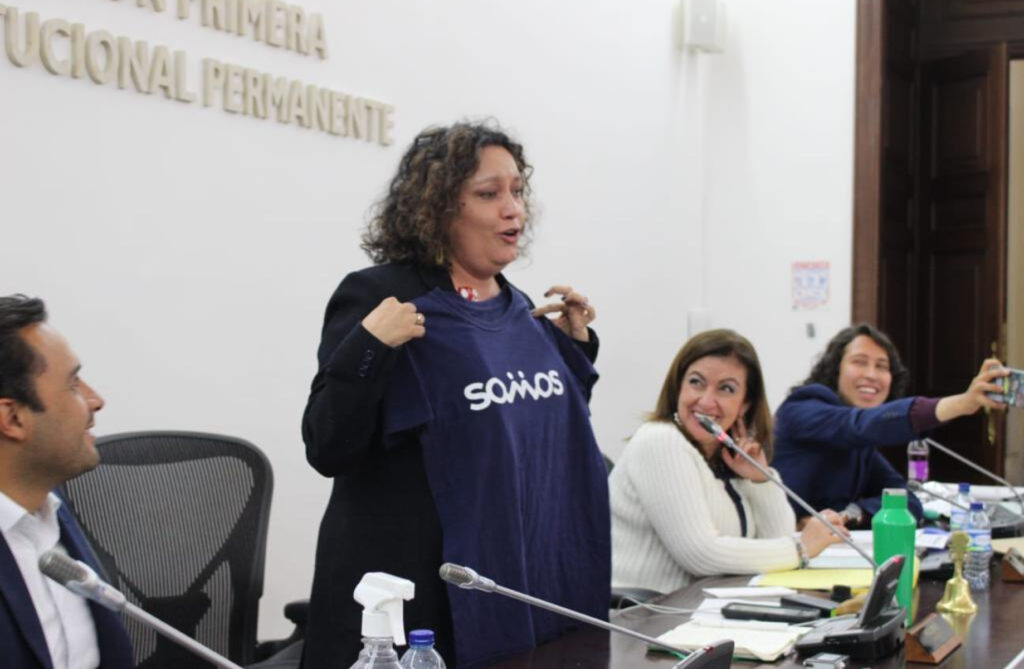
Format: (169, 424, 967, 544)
(301, 122, 609, 669)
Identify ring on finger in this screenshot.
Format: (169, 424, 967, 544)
(415, 313, 425, 325)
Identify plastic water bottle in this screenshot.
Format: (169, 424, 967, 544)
(349, 638, 402, 669)
(964, 501, 993, 591)
(907, 440, 929, 482)
(949, 483, 972, 532)
(348, 572, 414, 669)
(872, 489, 916, 617)
(399, 630, 447, 669)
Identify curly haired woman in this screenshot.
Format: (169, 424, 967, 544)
(301, 121, 609, 669)
(772, 323, 1007, 529)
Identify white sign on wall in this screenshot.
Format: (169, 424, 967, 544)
(791, 260, 830, 311)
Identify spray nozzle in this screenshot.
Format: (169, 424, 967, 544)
(354, 572, 415, 645)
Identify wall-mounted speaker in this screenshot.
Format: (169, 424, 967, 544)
(675, 0, 726, 54)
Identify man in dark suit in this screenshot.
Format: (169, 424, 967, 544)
(0, 294, 135, 669)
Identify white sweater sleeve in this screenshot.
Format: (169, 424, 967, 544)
(624, 425, 799, 577)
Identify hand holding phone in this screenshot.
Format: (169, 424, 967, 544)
(986, 366, 1024, 408)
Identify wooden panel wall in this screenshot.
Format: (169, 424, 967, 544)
(879, 0, 921, 384)
(920, 0, 1024, 58)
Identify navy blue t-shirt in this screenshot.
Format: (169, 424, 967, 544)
(380, 286, 610, 669)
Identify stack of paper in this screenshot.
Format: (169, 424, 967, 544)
(805, 529, 948, 569)
(702, 586, 795, 598)
(919, 482, 1024, 517)
(807, 547, 873, 569)
(655, 619, 807, 662)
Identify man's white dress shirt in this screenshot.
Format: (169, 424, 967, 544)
(0, 490, 100, 669)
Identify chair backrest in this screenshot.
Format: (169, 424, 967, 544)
(61, 431, 273, 669)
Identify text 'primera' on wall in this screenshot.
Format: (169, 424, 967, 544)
(0, 0, 395, 145)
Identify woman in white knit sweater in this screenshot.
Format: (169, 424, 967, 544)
(609, 329, 843, 594)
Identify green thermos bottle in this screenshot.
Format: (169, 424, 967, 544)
(872, 488, 916, 616)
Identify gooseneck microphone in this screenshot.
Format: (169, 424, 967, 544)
(39, 551, 245, 669)
(438, 564, 734, 669)
(923, 437, 1024, 520)
(38, 550, 127, 610)
(693, 413, 878, 570)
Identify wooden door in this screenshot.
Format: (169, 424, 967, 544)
(916, 45, 1008, 480)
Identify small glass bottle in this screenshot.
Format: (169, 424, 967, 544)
(907, 440, 929, 482)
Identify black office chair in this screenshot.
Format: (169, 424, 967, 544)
(61, 431, 274, 669)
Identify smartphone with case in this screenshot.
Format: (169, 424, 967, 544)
(986, 367, 1024, 408)
(721, 602, 820, 624)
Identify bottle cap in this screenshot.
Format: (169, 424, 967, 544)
(959, 482, 971, 493)
(408, 629, 435, 646)
(881, 488, 908, 509)
(354, 572, 415, 645)
(970, 502, 984, 511)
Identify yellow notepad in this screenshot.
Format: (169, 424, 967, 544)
(751, 557, 920, 591)
(750, 568, 874, 591)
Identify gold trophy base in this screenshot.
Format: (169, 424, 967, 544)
(937, 531, 978, 615)
(936, 574, 977, 615)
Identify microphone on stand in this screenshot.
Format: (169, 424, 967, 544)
(693, 413, 878, 570)
(438, 563, 734, 669)
(923, 437, 1024, 520)
(39, 551, 245, 669)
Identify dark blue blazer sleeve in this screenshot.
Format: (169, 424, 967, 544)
(301, 269, 404, 477)
(774, 385, 919, 450)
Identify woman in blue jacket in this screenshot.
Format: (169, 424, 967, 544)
(773, 323, 1006, 528)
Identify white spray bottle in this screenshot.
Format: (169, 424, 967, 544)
(347, 572, 416, 669)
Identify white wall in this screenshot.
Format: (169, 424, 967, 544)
(1, 0, 856, 637)
(700, 1, 856, 403)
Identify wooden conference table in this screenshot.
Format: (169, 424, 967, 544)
(489, 570, 1024, 669)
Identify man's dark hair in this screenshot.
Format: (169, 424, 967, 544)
(0, 295, 48, 410)
(801, 323, 910, 400)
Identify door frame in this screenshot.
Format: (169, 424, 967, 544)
(852, 0, 886, 326)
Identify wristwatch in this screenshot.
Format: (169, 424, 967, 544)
(793, 537, 809, 569)
(840, 503, 864, 527)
